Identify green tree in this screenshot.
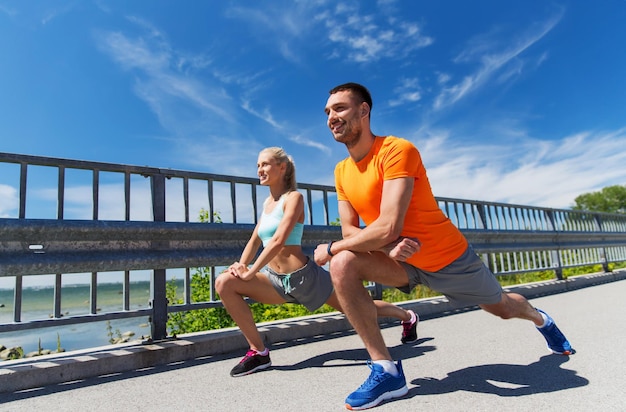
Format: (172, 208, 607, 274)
(198, 208, 223, 223)
(573, 184, 626, 213)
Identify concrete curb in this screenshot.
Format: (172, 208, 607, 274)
(1, 270, 624, 393)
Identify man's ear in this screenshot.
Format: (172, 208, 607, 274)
(360, 102, 370, 117)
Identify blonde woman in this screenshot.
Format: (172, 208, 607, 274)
(215, 147, 418, 377)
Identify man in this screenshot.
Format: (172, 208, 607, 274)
(314, 82, 573, 411)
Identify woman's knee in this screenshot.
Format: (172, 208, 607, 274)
(214, 273, 231, 294)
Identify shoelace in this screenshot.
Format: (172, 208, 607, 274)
(240, 349, 257, 363)
(357, 361, 388, 390)
(543, 322, 567, 345)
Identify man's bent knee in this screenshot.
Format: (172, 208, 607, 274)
(328, 251, 363, 283)
(328, 249, 354, 265)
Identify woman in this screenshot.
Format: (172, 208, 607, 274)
(215, 147, 418, 377)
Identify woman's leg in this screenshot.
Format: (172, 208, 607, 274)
(325, 291, 411, 322)
(215, 272, 286, 351)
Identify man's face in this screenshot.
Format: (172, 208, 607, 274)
(324, 90, 364, 148)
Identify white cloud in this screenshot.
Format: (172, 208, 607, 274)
(240, 99, 332, 156)
(0, 3, 17, 18)
(41, 2, 76, 25)
(388, 77, 422, 107)
(288, 134, 332, 155)
(323, 7, 433, 63)
(95, 18, 275, 173)
(0, 184, 18, 218)
(225, 1, 432, 64)
(224, 2, 322, 64)
(434, 11, 563, 110)
(437, 72, 451, 85)
(417, 127, 626, 209)
(96, 15, 332, 173)
(241, 100, 284, 129)
(98, 29, 234, 124)
(175, 136, 264, 178)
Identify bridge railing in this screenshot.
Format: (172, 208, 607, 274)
(1, 152, 626, 343)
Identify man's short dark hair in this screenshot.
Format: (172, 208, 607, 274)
(329, 82, 373, 111)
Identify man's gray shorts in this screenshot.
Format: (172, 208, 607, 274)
(399, 245, 503, 306)
(262, 258, 334, 312)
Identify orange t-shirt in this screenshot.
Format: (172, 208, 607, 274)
(335, 135, 467, 271)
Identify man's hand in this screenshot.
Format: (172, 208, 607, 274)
(314, 243, 332, 266)
(382, 237, 421, 261)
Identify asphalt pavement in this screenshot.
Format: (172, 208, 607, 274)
(1, 271, 625, 411)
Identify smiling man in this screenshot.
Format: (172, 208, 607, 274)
(315, 82, 573, 411)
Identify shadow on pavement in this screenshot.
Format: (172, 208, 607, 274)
(0, 327, 588, 404)
(0, 351, 232, 404)
(408, 354, 588, 397)
(271, 337, 436, 371)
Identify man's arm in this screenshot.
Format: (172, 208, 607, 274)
(336, 176, 413, 251)
(315, 177, 419, 265)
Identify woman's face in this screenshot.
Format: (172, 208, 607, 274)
(257, 151, 284, 187)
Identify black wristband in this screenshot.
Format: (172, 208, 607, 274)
(327, 241, 335, 257)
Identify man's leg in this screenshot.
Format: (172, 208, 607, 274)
(479, 292, 543, 324)
(329, 250, 411, 360)
(480, 292, 573, 355)
(325, 292, 418, 345)
(329, 250, 411, 410)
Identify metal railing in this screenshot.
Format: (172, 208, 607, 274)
(1, 152, 626, 343)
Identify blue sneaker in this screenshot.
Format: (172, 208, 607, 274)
(536, 309, 573, 355)
(345, 360, 408, 410)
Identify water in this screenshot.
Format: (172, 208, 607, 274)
(0, 281, 162, 355)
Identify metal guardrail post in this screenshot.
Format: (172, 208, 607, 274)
(13, 162, 28, 322)
(545, 210, 564, 280)
(478, 204, 489, 229)
(149, 173, 169, 341)
(593, 214, 611, 272)
(371, 283, 383, 300)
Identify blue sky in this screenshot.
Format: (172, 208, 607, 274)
(1, 0, 626, 215)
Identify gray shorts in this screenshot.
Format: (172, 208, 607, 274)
(262, 258, 334, 312)
(398, 246, 503, 306)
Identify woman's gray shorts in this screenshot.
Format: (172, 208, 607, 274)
(398, 246, 503, 306)
(262, 258, 334, 312)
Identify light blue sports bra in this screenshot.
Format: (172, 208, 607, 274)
(257, 194, 303, 247)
